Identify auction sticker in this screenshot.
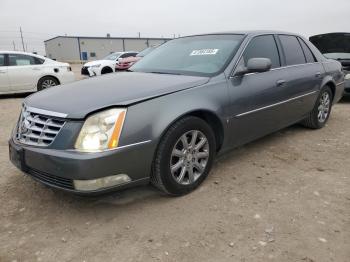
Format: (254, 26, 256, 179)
(190, 49, 219, 56)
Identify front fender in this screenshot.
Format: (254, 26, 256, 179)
(119, 77, 229, 150)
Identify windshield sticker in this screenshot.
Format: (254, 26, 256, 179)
(190, 49, 219, 56)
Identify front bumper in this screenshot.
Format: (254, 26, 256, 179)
(9, 138, 154, 194)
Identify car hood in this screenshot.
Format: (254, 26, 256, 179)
(84, 60, 113, 67)
(25, 72, 209, 119)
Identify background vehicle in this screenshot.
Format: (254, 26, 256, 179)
(116, 47, 156, 71)
(9, 31, 344, 196)
(0, 51, 74, 94)
(310, 32, 350, 95)
(81, 51, 138, 76)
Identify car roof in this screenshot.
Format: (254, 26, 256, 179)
(182, 30, 304, 38)
(0, 51, 46, 59)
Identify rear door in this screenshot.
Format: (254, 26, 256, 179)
(276, 35, 323, 120)
(7, 54, 43, 92)
(0, 54, 10, 93)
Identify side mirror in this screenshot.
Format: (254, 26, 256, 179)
(235, 58, 272, 76)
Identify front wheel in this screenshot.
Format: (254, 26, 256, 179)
(301, 86, 333, 129)
(151, 116, 216, 196)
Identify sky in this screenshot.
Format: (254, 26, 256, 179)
(0, 0, 349, 55)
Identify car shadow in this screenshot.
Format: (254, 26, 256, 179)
(0, 92, 33, 99)
(339, 96, 350, 103)
(14, 123, 309, 211)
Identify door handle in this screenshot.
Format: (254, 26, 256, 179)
(32, 68, 41, 71)
(0, 70, 6, 74)
(276, 80, 286, 87)
(315, 72, 321, 78)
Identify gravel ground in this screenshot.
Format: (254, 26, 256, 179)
(0, 82, 349, 261)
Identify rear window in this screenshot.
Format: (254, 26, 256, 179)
(298, 38, 316, 63)
(9, 54, 38, 66)
(279, 35, 306, 66)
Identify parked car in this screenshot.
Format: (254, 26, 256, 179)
(9, 31, 344, 195)
(81, 51, 138, 77)
(310, 32, 350, 96)
(0, 51, 75, 95)
(116, 47, 156, 71)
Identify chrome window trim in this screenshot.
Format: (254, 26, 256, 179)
(235, 91, 318, 118)
(228, 32, 322, 79)
(25, 105, 68, 118)
(229, 62, 323, 78)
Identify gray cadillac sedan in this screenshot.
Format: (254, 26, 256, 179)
(9, 31, 345, 195)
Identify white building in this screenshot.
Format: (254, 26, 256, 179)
(44, 35, 170, 62)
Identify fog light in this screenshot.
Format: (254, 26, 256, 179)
(74, 174, 131, 191)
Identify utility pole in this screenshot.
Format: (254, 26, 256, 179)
(12, 41, 16, 51)
(20, 27, 25, 51)
(138, 32, 141, 38)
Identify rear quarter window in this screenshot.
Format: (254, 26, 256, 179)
(298, 38, 316, 63)
(279, 35, 306, 66)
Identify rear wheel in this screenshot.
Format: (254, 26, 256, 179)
(151, 116, 216, 196)
(301, 86, 333, 129)
(37, 76, 59, 91)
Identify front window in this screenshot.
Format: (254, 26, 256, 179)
(103, 52, 123, 61)
(130, 34, 245, 76)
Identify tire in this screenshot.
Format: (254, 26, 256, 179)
(37, 76, 59, 91)
(151, 116, 216, 196)
(301, 86, 333, 129)
(101, 67, 113, 74)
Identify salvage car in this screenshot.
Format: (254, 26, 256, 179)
(0, 51, 74, 94)
(81, 51, 138, 77)
(116, 46, 156, 71)
(9, 31, 345, 195)
(310, 32, 350, 95)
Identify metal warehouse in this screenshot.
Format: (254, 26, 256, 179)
(44, 35, 170, 62)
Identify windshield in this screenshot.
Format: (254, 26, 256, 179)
(103, 52, 123, 60)
(310, 33, 350, 59)
(131, 34, 245, 76)
(137, 47, 155, 57)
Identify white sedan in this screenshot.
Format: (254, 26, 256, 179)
(81, 51, 138, 77)
(0, 51, 75, 95)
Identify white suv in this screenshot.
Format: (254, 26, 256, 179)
(81, 51, 138, 77)
(0, 51, 75, 95)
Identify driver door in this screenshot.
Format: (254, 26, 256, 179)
(226, 35, 290, 147)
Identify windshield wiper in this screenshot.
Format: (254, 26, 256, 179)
(149, 71, 182, 75)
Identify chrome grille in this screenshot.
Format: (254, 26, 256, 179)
(16, 106, 66, 146)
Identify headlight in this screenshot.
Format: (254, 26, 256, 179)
(345, 74, 350, 80)
(75, 108, 127, 152)
(90, 64, 101, 68)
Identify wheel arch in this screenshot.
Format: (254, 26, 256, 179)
(320, 76, 336, 99)
(37, 75, 60, 89)
(156, 109, 225, 153)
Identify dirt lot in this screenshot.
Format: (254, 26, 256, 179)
(0, 86, 349, 261)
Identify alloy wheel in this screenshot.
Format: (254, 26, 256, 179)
(170, 130, 210, 185)
(42, 79, 57, 89)
(318, 92, 330, 123)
